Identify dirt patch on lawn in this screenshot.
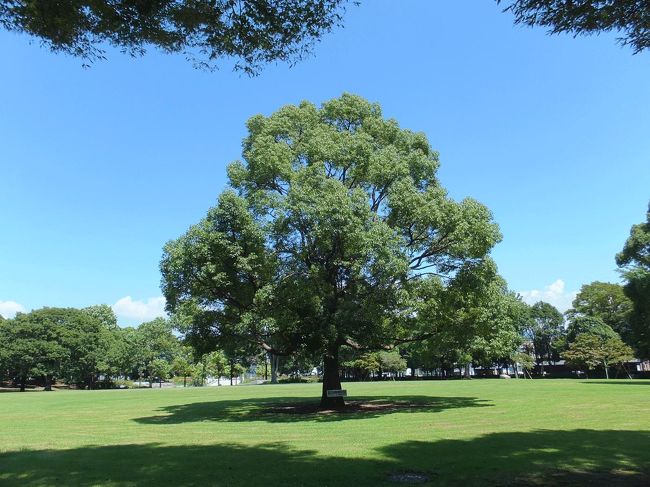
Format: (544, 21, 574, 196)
(263, 399, 431, 416)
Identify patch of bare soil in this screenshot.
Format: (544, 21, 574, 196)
(387, 471, 431, 484)
(264, 400, 427, 415)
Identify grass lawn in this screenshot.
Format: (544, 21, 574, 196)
(1, 380, 649, 486)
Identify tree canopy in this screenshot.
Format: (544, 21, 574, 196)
(524, 301, 564, 370)
(563, 332, 633, 378)
(0, 307, 103, 390)
(566, 281, 633, 344)
(617, 203, 650, 358)
(499, 0, 650, 53)
(0, 0, 348, 74)
(565, 315, 618, 344)
(161, 93, 503, 407)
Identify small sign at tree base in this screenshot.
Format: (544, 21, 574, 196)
(326, 389, 347, 398)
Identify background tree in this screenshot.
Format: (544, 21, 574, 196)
(276, 350, 318, 379)
(566, 315, 619, 344)
(203, 349, 228, 386)
(0, 308, 70, 391)
(171, 346, 195, 387)
(514, 351, 535, 378)
(525, 301, 564, 374)
(499, 0, 650, 53)
(106, 326, 147, 381)
(343, 352, 380, 381)
(81, 304, 119, 330)
(161, 94, 502, 408)
(135, 318, 179, 387)
(59, 308, 112, 389)
(467, 292, 528, 376)
(564, 334, 602, 377)
(0, 0, 348, 74)
(226, 360, 247, 385)
(563, 332, 634, 379)
(566, 281, 633, 344)
(378, 351, 407, 379)
(616, 203, 650, 358)
(149, 358, 171, 388)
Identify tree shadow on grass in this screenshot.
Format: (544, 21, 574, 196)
(0, 430, 648, 486)
(582, 381, 650, 386)
(133, 395, 492, 424)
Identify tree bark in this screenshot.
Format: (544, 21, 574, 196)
(464, 363, 472, 379)
(44, 374, 52, 392)
(264, 353, 268, 380)
(320, 349, 344, 409)
(270, 354, 279, 384)
(513, 361, 519, 379)
(20, 376, 26, 392)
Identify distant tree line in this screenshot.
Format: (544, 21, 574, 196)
(0, 305, 251, 391)
(0, 270, 644, 391)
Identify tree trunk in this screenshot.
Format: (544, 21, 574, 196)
(159, 377, 162, 388)
(183, 375, 187, 387)
(270, 354, 279, 384)
(44, 374, 52, 392)
(604, 363, 609, 379)
(320, 349, 344, 409)
(464, 363, 472, 379)
(264, 353, 268, 380)
(20, 376, 26, 392)
(513, 361, 519, 379)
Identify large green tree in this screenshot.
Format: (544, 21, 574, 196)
(135, 317, 179, 386)
(0, 0, 347, 74)
(499, 0, 650, 53)
(525, 301, 564, 372)
(410, 278, 527, 377)
(82, 304, 119, 330)
(0, 308, 87, 391)
(566, 281, 633, 344)
(563, 332, 634, 379)
(617, 203, 650, 357)
(170, 345, 195, 387)
(161, 94, 502, 408)
(565, 315, 618, 345)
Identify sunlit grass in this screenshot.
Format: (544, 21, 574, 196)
(1, 380, 649, 486)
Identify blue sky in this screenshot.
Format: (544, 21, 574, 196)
(1, 1, 648, 325)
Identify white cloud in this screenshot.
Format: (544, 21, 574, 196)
(112, 296, 167, 322)
(0, 300, 26, 319)
(518, 279, 577, 312)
